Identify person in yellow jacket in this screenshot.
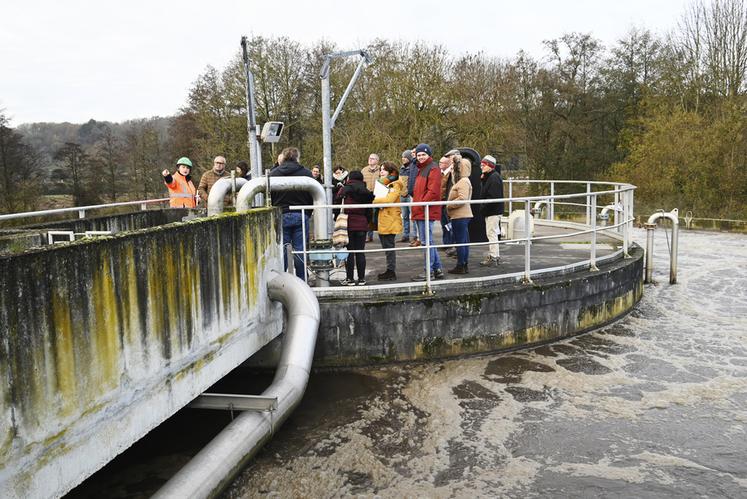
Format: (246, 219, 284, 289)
(372, 161, 404, 281)
(162, 157, 198, 208)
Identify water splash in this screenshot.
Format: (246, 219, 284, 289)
(227, 229, 747, 497)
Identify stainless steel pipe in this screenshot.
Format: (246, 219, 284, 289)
(645, 208, 679, 284)
(153, 271, 320, 498)
(206, 177, 249, 216)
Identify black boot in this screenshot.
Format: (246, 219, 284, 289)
(447, 264, 467, 275)
(377, 269, 397, 281)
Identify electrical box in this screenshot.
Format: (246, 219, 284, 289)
(260, 122, 284, 143)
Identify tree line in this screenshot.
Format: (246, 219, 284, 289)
(2, 0, 745, 217)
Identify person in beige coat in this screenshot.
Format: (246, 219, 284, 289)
(446, 156, 473, 274)
(362, 153, 380, 242)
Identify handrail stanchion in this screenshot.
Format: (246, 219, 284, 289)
(301, 208, 308, 281)
(590, 194, 598, 271)
(523, 201, 532, 284)
(623, 189, 630, 257)
(549, 182, 555, 221)
(586, 182, 591, 225)
(424, 204, 432, 294)
(508, 180, 513, 215)
(614, 185, 620, 234)
(0, 198, 170, 223)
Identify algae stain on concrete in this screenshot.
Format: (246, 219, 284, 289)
(577, 289, 636, 331)
(92, 250, 121, 393)
(51, 287, 76, 415)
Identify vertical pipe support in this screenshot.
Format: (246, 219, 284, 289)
(645, 208, 679, 284)
(644, 223, 656, 283)
(669, 218, 679, 284)
(586, 182, 591, 225)
(321, 63, 334, 237)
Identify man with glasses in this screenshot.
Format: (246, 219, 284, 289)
(197, 155, 230, 204)
(411, 143, 445, 281)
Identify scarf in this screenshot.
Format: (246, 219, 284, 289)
(417, 156, 432, 166)
(333, 170, 349, 182)
(377, 174, 398, 186)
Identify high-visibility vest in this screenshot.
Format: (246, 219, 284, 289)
(165, 173, 197, 208)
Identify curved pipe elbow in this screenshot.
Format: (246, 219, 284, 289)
(235, 177, 328, 240)
(647, 208, 679, 226)
(207, 177, 249, 216)
(236, 178, 269, 212)
(152, 271, 320, 499)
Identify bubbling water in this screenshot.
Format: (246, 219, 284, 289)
(226, 229, 747, 498)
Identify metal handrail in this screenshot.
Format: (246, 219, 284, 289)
(0, 198, 170, 222)
(286, 180, 636, 289)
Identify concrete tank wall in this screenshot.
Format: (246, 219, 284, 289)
(311, 246, 643, 366)
(0, 208, 283, 498)
(0, 209, 190, 256)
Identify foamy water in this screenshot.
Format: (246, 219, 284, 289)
(226, 228, 747, 498)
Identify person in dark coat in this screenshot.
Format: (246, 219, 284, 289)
(479, 155, 505, 267)
(269, 146, 314, 279)
(336, 170, 374, 285)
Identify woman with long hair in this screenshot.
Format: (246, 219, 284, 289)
(446, 154, 474, 274)
(336, 170, 374, 286)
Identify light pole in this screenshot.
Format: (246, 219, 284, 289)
(320, 49, 371, 236)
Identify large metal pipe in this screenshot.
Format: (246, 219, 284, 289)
(153, 270, 320, 499)
(235, 177, 329, 241)
(645, 208, 679, 284)
(599, 203, 622, 228)
(206, 178, 249, 216)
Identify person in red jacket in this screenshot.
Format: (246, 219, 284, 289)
(162, 157, 197, 208)
(411, 143, 444, 280)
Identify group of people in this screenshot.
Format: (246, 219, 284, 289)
(161, 155, 251, 208)
(333, 143, 505, 285)
(162, 143, 505, 286)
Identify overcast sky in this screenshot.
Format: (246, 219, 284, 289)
(1, 0, 693, 126)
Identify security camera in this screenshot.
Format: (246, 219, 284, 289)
(260, 121, 284, 143)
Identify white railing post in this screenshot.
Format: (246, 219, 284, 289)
(301, 209, 307, 281)
(78, 209, 86, 219)
(614, 185, 620, 234)
(549, 181, 555, 221)
(590, 194, 598, 271)
(508, 180, 513, 215)
(586, 182, 591, 225)
(424, 204, 432, 294)
(623, 189, 630, 257)
(523, 200, 532, 284)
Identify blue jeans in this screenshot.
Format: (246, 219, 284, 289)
(282, 212, 310, 280)
(415, 220, 442, 272)
(401, 195, 413, 238)
(451, 218, 470, 266)
(441, 209, 454, 246)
